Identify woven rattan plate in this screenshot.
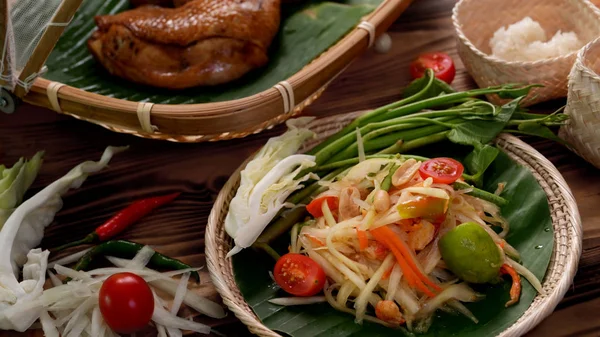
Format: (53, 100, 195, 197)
(205, 111, 582, 337)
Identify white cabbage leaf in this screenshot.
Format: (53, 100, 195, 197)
(0, 146, 125, 331)
(225, 118, 316, 257)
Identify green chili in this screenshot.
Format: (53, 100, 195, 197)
(73, 240, 200, 282)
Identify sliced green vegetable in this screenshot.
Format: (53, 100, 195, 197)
(0, 151, 43, 210)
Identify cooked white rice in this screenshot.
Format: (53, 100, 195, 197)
(489, 17, 583, 62)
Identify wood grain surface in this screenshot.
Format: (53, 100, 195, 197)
(1, 0, 599, 336)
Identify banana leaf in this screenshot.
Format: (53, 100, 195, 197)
(232, 144, 554, 337)
(41, 0, 380, 104)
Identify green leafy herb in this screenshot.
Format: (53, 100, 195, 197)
(513, 122, 570, 146)
(447, 97, 522, 146)
(464, 144, 500, 187)
(402, 70, 455, 99)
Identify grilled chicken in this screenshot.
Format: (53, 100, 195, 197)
(88, 0, 281, 89)
(130, 0, 192, 8)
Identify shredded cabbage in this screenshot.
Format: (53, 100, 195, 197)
(106, 256, 225, 318)
(0, 146, 125, 331)
(225, 118, 317, 257)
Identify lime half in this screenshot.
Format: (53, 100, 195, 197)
(439, 222, 503, 284)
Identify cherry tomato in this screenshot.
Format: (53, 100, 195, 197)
(418, 157, 464, 184)
(99, 272, 154, 334)
(306, 196, 338, 218)
(409, 52, 456, 84)
(273, 253, 326, 296)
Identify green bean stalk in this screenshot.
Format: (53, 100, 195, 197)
(252, 69, 568, 252)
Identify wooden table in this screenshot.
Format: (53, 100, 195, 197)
(1, 0, 599, 336)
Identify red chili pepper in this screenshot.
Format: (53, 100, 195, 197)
(53, 192, 180, 252)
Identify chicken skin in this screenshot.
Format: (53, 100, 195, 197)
(88, 0, 281, 89)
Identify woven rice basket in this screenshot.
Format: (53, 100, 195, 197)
(205, 111, 582, 337)
(559, 37, 600, 169)
(452, 0, 600, 107)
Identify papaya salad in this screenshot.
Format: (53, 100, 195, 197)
(224, 74, 562, 333)
(271, 155, 542, 331)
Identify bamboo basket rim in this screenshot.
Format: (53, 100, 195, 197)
(205, 110, 582, 337)
(573, 36, 600, 82)
(452, 0, 600, 67)
(26, 0, 407, 117)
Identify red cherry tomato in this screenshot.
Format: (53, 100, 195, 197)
(418, 157, 464, 184)
(306, 196, 339, 218)
(273, 253, 326, 297)
(409, 52, 456, 84)
(99, 272, 154, 334)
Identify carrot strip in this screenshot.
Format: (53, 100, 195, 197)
(382, 266, 394, 280)
(372, 226, 442, 293)
(386, 241, 436, 297)
(306, 235, 325, 247)
(370, 230, 435, 297)
(370, 230, 416, 285)
(501, 264, 521, 307)
(356, 229, 369, 251)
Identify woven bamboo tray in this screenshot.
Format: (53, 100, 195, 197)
(205, 110, 582, 337)
(560, 37, 600, 169)
(20, 0, 413, 143)
(452, 0, 600, 107)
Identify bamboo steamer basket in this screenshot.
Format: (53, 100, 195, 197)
(560, 37, 600, 169)
(452, 0, 600, 107)
(17, 0, 414, 143)
(205, 110, 582, 337)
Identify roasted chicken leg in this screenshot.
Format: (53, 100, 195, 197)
(88, 0, 281, 89)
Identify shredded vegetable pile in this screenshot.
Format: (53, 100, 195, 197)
(40, 246, 225, 337)
(0, 147, 226, 336)
(276, 156, 542, 332)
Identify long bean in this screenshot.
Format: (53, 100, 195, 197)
(453, 182, 508, 206)
(330, 124, 453, 163)
(323, 117, 456, 163)
(377, 131, 451, 154)
(313, 110, 478, 165)
(312, 154, 428, 174)
(308, 72, 438, 154)
(308, 84, 536, 155)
